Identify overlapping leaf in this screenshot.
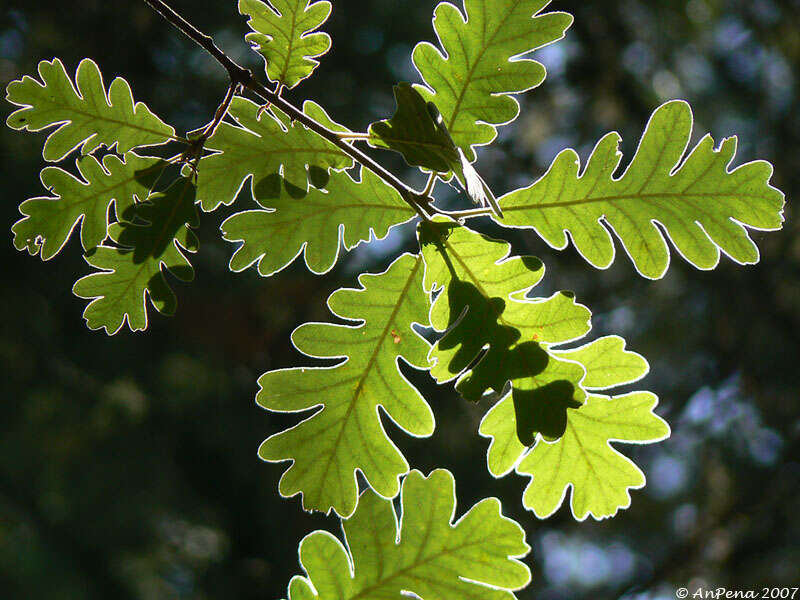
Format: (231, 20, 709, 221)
(73, 178, 199, 335)
(194, 97, 351, 211)
(285, 469, 531, 600)
(368, 82, 460, 174)
(221, 168, 415, 277)
(12, 153, 165, 260)
(413, 0, 573, 160)
(480, 336, 670, 520)
(419, 220, 590, 441)
(6, 58, 175, 162)
(499, 100, 786, 278)
(239, 0, 331, 90)
(257, 254, 434, 517)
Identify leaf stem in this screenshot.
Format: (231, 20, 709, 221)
(141, 0, 430, 220)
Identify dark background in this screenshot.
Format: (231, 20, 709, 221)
(1, 1, 798, 598)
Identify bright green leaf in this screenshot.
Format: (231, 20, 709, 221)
(6, 58, 175, 162)
(257, 254, 433, 517)
(517, 392, 670, 520)
(239, 0, 331, 90)
(194, 97, 351, 211)
(480, 336, 668, 519)
(221, 168, 415, 277)
(285, 469, 531, 600)
(12, 153, 165, 260)
(413, 0, 572, 160)
(499, 100, 786, 278)
(419, 220, 590, 441)
(72, 178, 198, 334)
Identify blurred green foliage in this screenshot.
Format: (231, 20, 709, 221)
(1, 1, 797, 598)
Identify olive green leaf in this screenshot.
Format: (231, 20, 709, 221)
(6, 58, 175, 162)
(480, 336, 669, 520)
(419, 220, 590, 441)
(368, 82, 461, 174)
(194, 96, 351, 211)
(72, 178, 198, 335)
(284, 469, 531, 600)
(12, 153, 165, 260)
(257, 254, 434, 517)
(499, 100, 786, 279)
(221, 168, 416, 277)
(239, 0, 331, 90)
(413, 0, 573, 160)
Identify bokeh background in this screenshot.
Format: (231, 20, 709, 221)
(1, 1, 798, 598)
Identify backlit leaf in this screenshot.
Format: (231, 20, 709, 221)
(221, 168, 415, 277)
(12, 153, 165, 260)
(480, 336, 668, 519)
(72, 178, 198, 334)
(499, 100, 786, 278)
(6, 58, 175, 161)
(413, 0, 572, 160)
(194, 97, 351, 211)
(285, 470, 531, 600)
(257, 254, 433, 517)
(239, 0, 331, 90)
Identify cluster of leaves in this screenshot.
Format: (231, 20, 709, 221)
(6, 0, 785, 597)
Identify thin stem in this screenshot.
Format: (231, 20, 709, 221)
(142, 0, 429, 220)
(421, 172, 437, 197)
(430, 206, 496, 219)
(336, 132, 372, 140)
(200, 82, 238, 141)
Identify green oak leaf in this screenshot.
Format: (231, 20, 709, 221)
(257, 254, 433, 517)
(221, 168, 416, 277)
(12, 153, 165, 260)
(480, 336, 669, 520)
(239, 0, 331, 90)
(285, 469, 531, 600)
(518, 392, 669, 520)
(413, 0, 573, 160)
(499, 100, 786, 279)
(419, 219, 590, 441)
(72, 178, 198, 335)
(194, 96, 351, 211)
(368, 82, 460, 174)
(6, 58, 175, 162)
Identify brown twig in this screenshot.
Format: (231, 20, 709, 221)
(142, 0, 430, 220)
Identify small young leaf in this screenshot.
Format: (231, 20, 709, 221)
(499, 100, 786, 278)
(72, 178, 198, 335)
(221, 168, 415, 277)
(257, 254, 433, 517)
(194, 97, 351, 211)
(285, 469, 531, 600)
(239, 0, 332, 90)
(12, 153, 165, 260)
(480, 336, 668, 520)
(6, 58, 175, 161)
(413, 0, 573, 160)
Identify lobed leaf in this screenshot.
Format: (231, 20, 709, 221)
(194, 97, 351, 211)
(6, 58, 175, 162)
(413, 0, 572, 160)
(72, 178, 198, 334)
(12, 153, 165, 260)
(221, 168, 415, 277)
(419, 220, 591, 441)
(257, 254, 434, 517)
(368, 82, 460, 174)
(239, 0, 331, 90)
(285, 469, 531, 600)
(480, 336, 669, 519)
(499, 100, 786, 278)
